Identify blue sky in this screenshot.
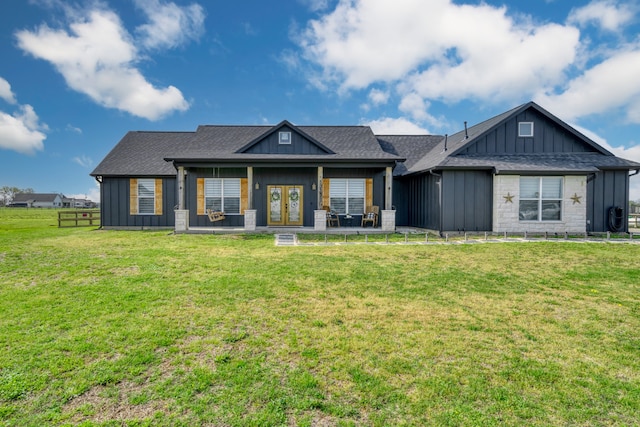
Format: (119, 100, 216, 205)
(1, 0, 640, 202)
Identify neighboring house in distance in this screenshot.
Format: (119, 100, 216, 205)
(9, 193, 64, 208)
(90, 102, 640, 233)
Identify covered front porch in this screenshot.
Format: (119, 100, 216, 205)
(175, 207, 398, 233)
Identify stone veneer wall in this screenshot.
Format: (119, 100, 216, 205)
(493, 175, 587, 233)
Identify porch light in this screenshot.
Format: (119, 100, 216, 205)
(255, 182, 260, 190)
(312, 182, 317, 191)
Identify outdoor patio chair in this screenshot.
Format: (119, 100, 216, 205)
(324, 205, 340, 227)
(361, 205, 379, 227)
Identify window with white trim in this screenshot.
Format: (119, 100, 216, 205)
(205, 178, 241, 214)
(138, 179, 156, 214)
(329, 179, 365, 214)
(279, 131, 291, 144)
(519, 177, 562, 221)
(518, 122, 534, 137)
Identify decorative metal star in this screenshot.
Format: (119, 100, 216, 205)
(570, 193, 582, 204)
(503, 192, 514, 203)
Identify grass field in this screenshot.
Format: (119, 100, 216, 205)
(1, 209, 639, 426)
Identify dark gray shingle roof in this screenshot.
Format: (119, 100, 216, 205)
(404, 102, 639, 175)
(164, 125, 401, 161)
(91, 131, 195, 176)
(377, 135, 443, 176)
(407, 105, 521, 174)
(439, 153, 640, 173)
(12, 193, 61, 203)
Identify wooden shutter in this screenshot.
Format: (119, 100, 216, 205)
(155, 179, 163, 215)
(365, 178, 373, 208)
(240, 178, 248, 214)
(322, 178, 330, 208)
(129, 178, 138, 215)
(197, 178, 205, 215)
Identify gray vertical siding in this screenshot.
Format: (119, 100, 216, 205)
(587, 170, 630, 232)
(462, 110, 595, 155)
(441, 170, 493, 231)
(394, 173, 440, 230)
(100, 177, 176, 227)
(244, 126, 328, 155)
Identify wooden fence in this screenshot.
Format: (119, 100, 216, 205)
(58, 210, 100, 228)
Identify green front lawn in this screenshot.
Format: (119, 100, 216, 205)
(1, 209, 639, 426)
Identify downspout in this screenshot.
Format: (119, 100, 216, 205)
(93, 175, 103, 229)
(630, 169, 640, 177)
(430, 169, 443, 234)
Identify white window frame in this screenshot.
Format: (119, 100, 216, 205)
(518, 122, 534, 137)
(519, 176, 563, 222)
(137, 179, 156, 215)
(279, 131, 291, 145)
(329, 178, 365, 215)
(205, 178, 241, 214)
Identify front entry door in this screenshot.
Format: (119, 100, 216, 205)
(267, 185, 303, 226)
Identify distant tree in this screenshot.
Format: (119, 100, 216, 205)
(0, 186, 35, 206)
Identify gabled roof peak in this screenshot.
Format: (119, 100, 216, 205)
(235, 120, 335, 154)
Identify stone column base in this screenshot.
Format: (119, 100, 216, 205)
(244, 209, 256, 231)
(314, 210, 327, 231)
(175, 209, 189, 232)
(381, 210, 396, 232)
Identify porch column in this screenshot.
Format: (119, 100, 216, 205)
(317, 166, 324, 208)
(247, 166, 254, 209)
(177, 166, 185, 209)
(385, 166, 393, 210)
(175, 166, 189, 232)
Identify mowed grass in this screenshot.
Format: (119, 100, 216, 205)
(1, 209, 639, 426)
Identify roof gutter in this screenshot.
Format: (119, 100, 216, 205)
(630, 169, 640, 177)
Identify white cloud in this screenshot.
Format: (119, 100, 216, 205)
(368, 88, 389, 105)
(298, 0, 580, 103)
(72, 155, 93, 168)
(0, 105, 47, 155)
(363, 117, 429, 135)
(568, 0, 634, 32)
(134, 0, 205, 50)
(0, 77, 17, 104)
(66, 124, 82, 134)
(536, 47, 640, 123)
(299, 0, 330, 12)
(15, 7, 190, 120)
(68, 182, 100, 203)
(399, 93, 429, 121)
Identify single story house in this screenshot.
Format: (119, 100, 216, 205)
(91, 102, 640, 233)
(62, 197, 97, 209)
(8, 193, 64, 208)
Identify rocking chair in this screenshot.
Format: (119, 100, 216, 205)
(324, 205, 340, 227)
(361, 205, 379, 227)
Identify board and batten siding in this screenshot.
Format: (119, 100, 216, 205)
(462, 110, 596, 155)
(587, 169, 630, 232)
(393, 174, 440, 230)
(441, 170, 493, 232)
(99, 177, 176, 228)
(243, 126, 328, 155)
